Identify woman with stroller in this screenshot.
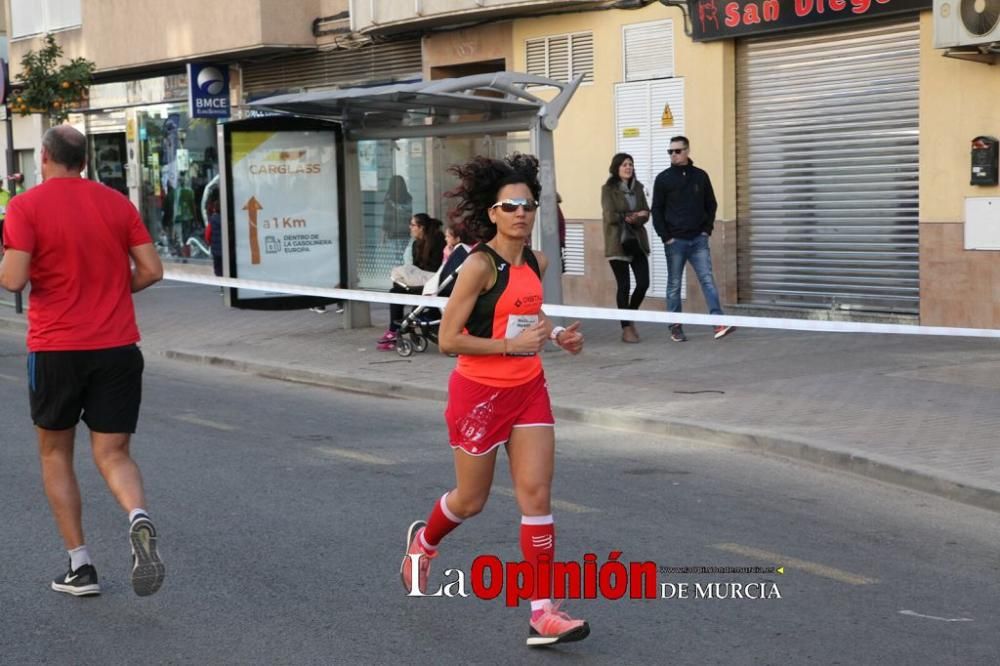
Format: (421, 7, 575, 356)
(376, 214, 446, 350)
(399, 154, 589, 648)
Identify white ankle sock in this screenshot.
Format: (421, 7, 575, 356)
(69, 545, 92, 571)
(129, 508, 149, 524)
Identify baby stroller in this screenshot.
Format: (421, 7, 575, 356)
(391, 245, 472, 357)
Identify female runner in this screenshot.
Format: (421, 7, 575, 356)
(399, 154, 589, 647)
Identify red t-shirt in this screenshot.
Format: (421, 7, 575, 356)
(3, 178, 152, 352)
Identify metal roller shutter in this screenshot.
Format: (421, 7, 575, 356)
(736, 18, 920, 313)
(242, 40, 422, 98)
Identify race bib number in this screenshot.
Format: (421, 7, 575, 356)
(504, 314, 539, 356)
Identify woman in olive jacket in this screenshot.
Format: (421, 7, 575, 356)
(601, 152, 651, 343)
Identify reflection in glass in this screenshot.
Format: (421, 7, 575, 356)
(355, 133, 528, 290)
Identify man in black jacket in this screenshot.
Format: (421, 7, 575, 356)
(651, 136, 733, 342)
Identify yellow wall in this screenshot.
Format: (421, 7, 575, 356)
(919, 11, 1000, 222)
(512, 4, 734, 222)
(917, 11, 1000, 327)
(516, 7, 997, 325)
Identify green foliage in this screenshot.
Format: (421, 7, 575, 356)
(9, 33, 96, 123)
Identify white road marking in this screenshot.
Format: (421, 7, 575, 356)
(314, 447, 396, 466)
(898, 610, 974, 622)
(0, 373, 20, 382)
(712, 543, 878, 585)
(173, 414, 236, 431)
(493, 486, 599, 514)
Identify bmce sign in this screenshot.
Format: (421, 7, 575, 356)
(187, 63, 230, 119)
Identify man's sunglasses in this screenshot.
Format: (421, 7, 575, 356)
(667, 148, 687, 155)
(491, 199, 539, 213)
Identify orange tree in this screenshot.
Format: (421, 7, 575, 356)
(9, 33, 95, 123)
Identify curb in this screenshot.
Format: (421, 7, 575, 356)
(162, 349, 1000, 515)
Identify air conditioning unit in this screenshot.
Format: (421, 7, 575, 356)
(934, 0, 1000, 48)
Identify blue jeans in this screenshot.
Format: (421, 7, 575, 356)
(664, 235, 723, 315)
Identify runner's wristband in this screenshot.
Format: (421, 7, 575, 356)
(549, 326, 566, 341)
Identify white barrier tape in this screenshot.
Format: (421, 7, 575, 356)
(163, 269, 1000, 339)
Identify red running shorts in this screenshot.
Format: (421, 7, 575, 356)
(445, 370, 554, 456)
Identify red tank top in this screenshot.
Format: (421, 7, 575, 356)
(455, 244, 544, 388)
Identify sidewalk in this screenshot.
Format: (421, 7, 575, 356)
(2, 269, 999, 512)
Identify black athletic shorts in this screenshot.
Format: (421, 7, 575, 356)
(28, 344, 144, 433)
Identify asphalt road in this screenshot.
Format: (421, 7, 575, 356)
(0, 331, 997, 665)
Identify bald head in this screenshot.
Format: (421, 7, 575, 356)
(42, 125, 87, 171)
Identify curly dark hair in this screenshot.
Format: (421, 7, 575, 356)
(445, 153, 541, 242)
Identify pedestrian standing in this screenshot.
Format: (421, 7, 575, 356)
(651, 136, 733, 342)
(0, 126, 166, 598)
(399, 153, 590, 648)
(601, 152, 650, 343)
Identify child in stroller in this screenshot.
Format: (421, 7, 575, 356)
(392, 221, 475, 357)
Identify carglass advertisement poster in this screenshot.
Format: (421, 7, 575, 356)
(229, 129, 340, 301)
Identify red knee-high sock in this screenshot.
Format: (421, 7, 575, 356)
(520, 514, 555, 611)
(421, 492, 463, 551)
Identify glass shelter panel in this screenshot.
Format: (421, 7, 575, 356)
(355, 132, 529, 290)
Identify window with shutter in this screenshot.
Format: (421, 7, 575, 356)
(623, 20, 674, 82)
(526, 38, 547, 77)
(524, 32, 593, 86)
(547, 35, 570, 82)
(570, 33, 594, 84)
(564, 224, 585, 276)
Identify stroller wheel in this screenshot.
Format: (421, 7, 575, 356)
(411, 334, 428, 353)
(396, 338, 414, 357)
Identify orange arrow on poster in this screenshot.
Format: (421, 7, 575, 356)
(243, 196, 263, 265)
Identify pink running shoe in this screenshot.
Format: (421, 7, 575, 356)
(377, 329, 397, 344)
(527, 601, 590, 647)
(400, 520, 436, 595)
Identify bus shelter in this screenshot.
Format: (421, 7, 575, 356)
(247, 72, 582, 326)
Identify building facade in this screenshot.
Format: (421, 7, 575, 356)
(368, 0, 997, 327)
(3, 0, 428, 279)
(4, 0, 997, 327)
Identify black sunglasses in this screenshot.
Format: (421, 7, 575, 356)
(667, 148, 687, 155)
(491, 199, 539, 213)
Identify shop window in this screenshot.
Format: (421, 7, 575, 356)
(136, 107, 219, 263)
(90, 134, 128, 197)
(11, 0, 82, 39)
(623, 20, 674, 82)
(525, 32, 593, 85)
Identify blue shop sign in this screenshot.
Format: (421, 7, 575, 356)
(187, 63, 230, 119)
